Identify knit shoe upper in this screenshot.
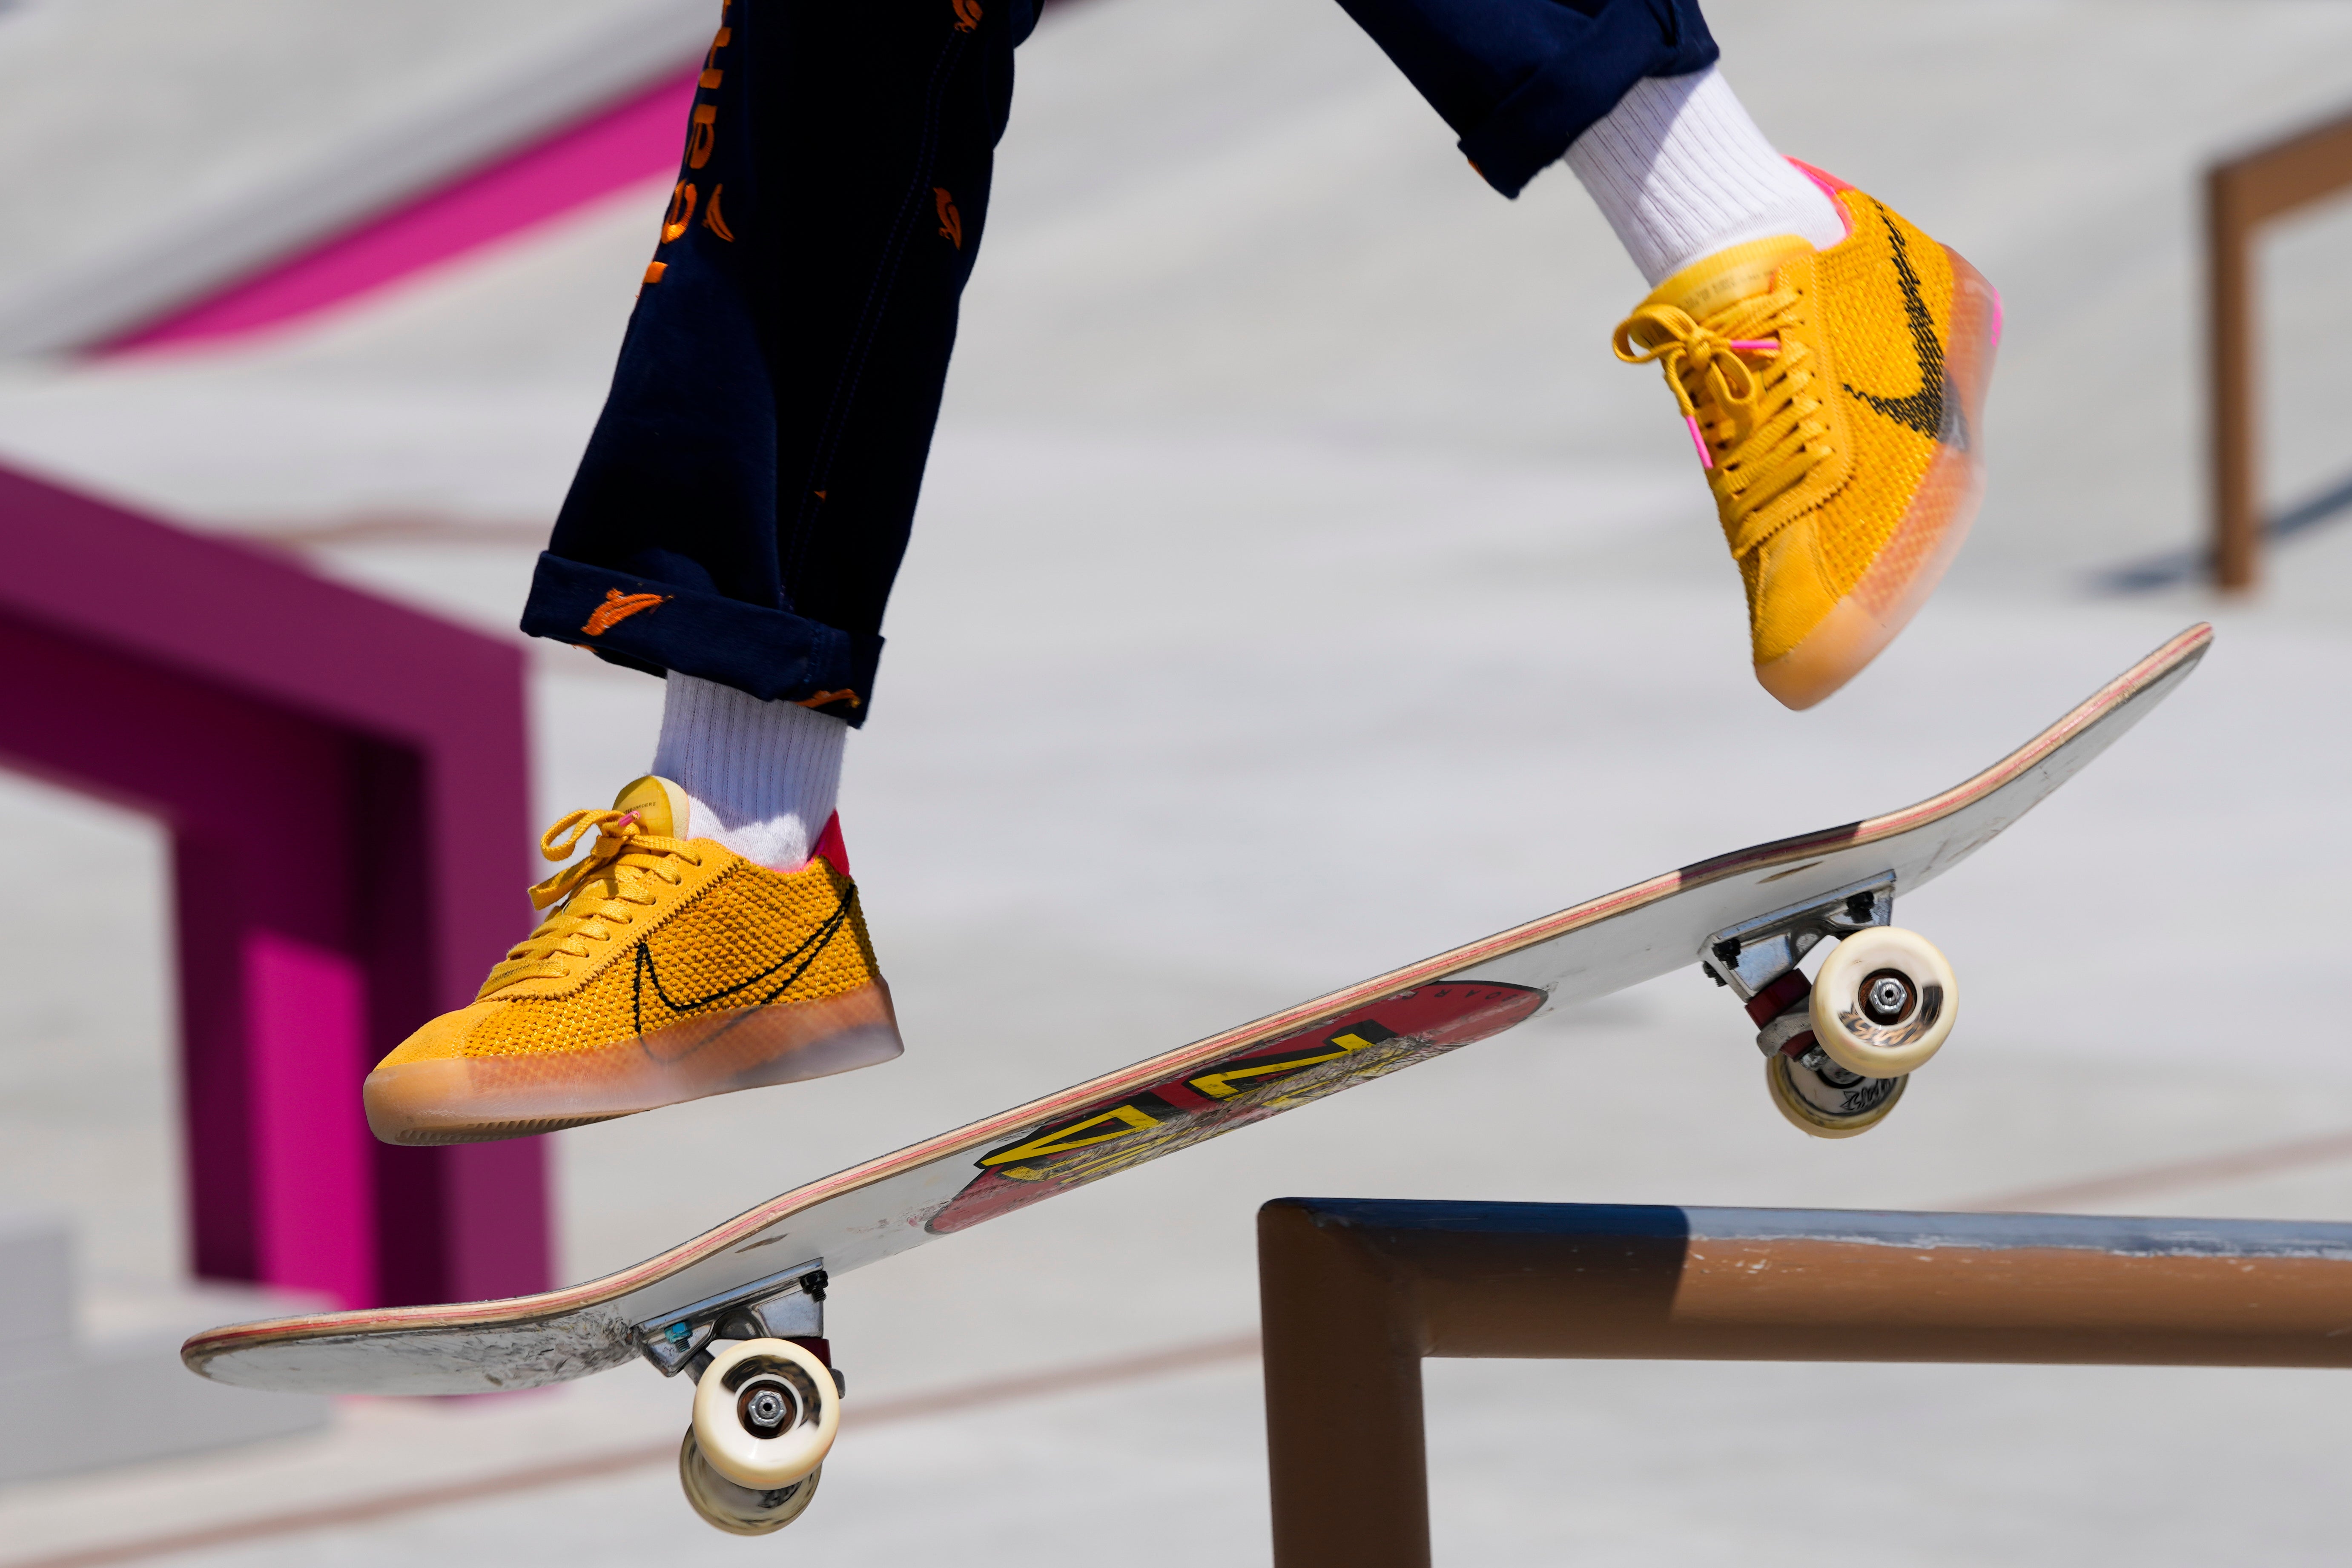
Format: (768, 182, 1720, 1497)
(363, 775, 901, 1145)
(1613, 165, 1999, 708)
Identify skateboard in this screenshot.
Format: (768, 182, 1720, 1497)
(184, 623, 2210, 1533)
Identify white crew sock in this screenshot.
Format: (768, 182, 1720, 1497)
(1563, 66, 1847, 288)
(649, 674, 845, 871)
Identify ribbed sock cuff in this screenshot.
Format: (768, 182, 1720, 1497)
(650, 674, 846, 871)
(1564, 67, 1846, 287)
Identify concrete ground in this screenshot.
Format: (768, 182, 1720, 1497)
(6, 0, 2352, 1563)
(0, 0, 710, 353)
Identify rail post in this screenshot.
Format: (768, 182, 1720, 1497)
(1259, 1198, 2352, 1568)
(2206, 104, 2352, 591)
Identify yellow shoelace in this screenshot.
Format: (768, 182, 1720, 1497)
(479, 808, 703, 992)
(1613, 283, 1831, 554)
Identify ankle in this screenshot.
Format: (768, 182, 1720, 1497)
(1565, 66, 1846, 288)
(649, 675, 846, 871)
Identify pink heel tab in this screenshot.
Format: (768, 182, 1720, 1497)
(810, 811, 851, 877)
(1787, 158, 1854, 196)
(1787, 158, 1856, 238)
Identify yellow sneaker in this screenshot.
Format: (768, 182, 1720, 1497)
(364, 776, 901, 1145)
(1613, 162, 1999, 709)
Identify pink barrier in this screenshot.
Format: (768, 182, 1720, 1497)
(0, 463, 546, 1309)
(106, 68, 699, 354)
(248, 934, 374, 1307)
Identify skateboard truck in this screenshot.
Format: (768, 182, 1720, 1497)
(1698, 872, 1896, 1000)
(1695, 871, 1958, 1140)
(639, 1259, 845, 1534)
(635, 1258, 830, 1381)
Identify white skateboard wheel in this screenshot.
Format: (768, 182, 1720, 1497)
(691, 1338, 840, 1490)
(679, 1429, 822, 1535)
(1809, 926, 1956, 1078)
(1764, 1053, 1905, 1139)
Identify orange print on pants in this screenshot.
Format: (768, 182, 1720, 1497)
(581, 590, 669, 636)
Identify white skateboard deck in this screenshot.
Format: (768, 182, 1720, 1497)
(186, 624, 2211, 1395)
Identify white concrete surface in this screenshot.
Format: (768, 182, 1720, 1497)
(0, 1211, 326, 1485)
(0, 780, 182, 1289)
(0, 0, 710, 353)
(5, 0, 2352, 1561)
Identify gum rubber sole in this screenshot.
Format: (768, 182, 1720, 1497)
(387, 1113, 627, 1147)
(364, 981, 902, 1146)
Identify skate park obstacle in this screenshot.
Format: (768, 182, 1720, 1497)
(1257, 1196, 2352, 1568)
(0, 462, 545, 1311)
(2207, 101, 2352, 591)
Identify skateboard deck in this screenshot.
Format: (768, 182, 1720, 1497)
(186, 624, 2210, 1398)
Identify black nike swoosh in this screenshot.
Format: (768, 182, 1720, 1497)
(629, 883, 856, 1055)
(1842, 208, 1965, 447)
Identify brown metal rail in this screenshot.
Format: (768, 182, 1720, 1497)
(1258, 1198, 2352, 1568)
(2208, 104, 2352, 590)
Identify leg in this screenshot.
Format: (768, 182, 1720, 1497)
(1338, 0, 2000, 710)
(368, 0, 1039, 1145)
(522, 0, 1034, 722)
(1331, 0, 1718, 200)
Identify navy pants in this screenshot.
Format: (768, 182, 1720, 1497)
(522, 0, 1716, 721)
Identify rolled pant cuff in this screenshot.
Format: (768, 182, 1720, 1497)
(1457, 16, 1717, 198)
(520, 553, 881, 725)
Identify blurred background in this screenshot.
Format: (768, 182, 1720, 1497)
(6, 0, 2352, 1562)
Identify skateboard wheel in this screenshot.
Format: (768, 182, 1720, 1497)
(1764, 1052, 1905, 1138)
(679, 1428, 821, 1534)
(1808, 926, 1956, 1078)
(691, 1337, 840, 1490)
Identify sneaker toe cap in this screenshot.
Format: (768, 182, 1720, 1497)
(363, 1004, 499, 1144)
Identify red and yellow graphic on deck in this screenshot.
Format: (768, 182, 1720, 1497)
(926, 980, 1544, 1234)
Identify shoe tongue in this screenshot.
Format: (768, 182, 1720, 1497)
(609, 775, 692, 838)
(1649, 234, 1816, 321)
